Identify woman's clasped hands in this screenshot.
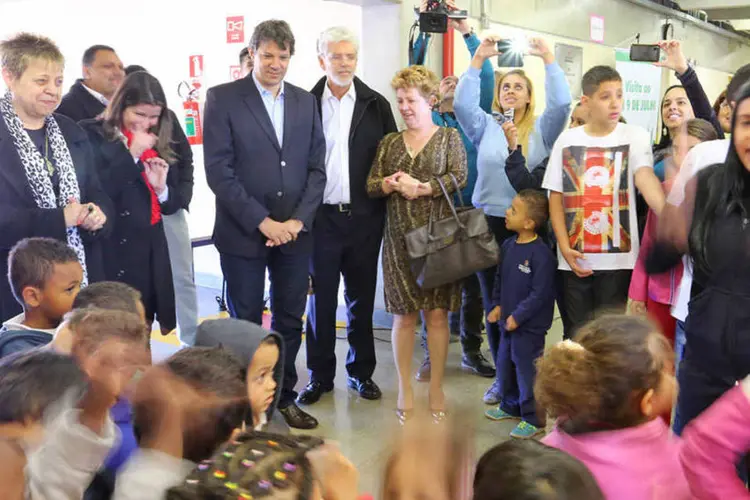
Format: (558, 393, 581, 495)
(384, 171, 433, 200)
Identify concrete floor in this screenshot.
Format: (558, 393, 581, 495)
(153, 284, 564, 495)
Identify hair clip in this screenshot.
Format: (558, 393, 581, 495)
(267, 440, 279, 447)
(282, 462, 297, 472)
(214, 470, 227, 479)
(239, 494, 253, 499)
(273, 471, 287, 481)
(186, 479, 199, 485)
(223, 451, 235, 458)
(258, 480, 271, 490)
(225, 482, 239, 490)
(198, 463, 210, 471)
(251, 449, 264, 457)
(241, 459, 255, 468)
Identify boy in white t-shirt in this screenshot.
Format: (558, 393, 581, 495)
(542, 66, 665, 335)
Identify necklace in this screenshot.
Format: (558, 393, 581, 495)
(43, 129, 54, 177)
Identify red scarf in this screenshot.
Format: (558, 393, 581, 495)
(123, 129, 161, 225)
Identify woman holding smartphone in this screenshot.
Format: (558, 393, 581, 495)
(80, 71, 176, 335)
(453, 34, 571, 404)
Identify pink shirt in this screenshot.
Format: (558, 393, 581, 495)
(629, 197, 683, 306)
(681, 381, 750, 499)
(543, 418, 690, 500)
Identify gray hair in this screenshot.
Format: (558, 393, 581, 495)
(317, 26, 359, 56)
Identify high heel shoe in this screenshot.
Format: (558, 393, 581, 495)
(395, 409, 414, 425)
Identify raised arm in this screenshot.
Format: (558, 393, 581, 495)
(458, 22, 494, 113)
(528, 38, 572, 151)
(454, 36, 501, 146)
(656, 40, 725, 139)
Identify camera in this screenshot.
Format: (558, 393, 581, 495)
(418, 0, 468, 34)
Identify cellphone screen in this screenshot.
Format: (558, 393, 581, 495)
(629, 44, 660, 63)
(496, 40, 523, 68)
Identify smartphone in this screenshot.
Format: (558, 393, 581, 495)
(491, 108, 515, 125)
(497, 39, 524, 68)
(629, 44, 660, 63)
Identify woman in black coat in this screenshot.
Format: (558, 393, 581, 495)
(0, 33, 111, 322)
(80, 71, 177, 333)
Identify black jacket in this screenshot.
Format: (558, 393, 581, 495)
(0, 114, 113, 322)
(310, 76, 398, 217)
(79, 119, 176, 329)
(505, 147, 548, 192)
(57, 80, 106, 123)
(164, 110, 194, 212)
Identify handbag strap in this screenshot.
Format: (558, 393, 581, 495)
(427, 176, 466, 241)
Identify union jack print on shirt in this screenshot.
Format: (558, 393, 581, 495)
(562, 145, 632, 254)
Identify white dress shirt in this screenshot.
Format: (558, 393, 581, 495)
(82, 83, 109, 106)
(321, 81, 356, 205)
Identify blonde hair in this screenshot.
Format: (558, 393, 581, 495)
(0, 33, 63, 79)
(391, 65, 440, 101)
(493, 69, 536, 153)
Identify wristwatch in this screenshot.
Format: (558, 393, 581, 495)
(462, 27, 474, 39)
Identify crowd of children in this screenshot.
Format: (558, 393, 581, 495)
(2, 30, 750, 499)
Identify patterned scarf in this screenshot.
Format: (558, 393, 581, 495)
(0, 92, 89, 285)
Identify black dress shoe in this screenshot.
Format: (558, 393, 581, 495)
(278, 403, 319, 430)
(296, 381, 333, 405)
(347, 377, 382, 400)
(461, 352, 496, 378)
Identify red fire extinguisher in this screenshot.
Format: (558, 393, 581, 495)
(178, 80, 203, 146)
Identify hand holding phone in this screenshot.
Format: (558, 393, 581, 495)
(629, 44, 660, 63)
(496, 39, 524, 68)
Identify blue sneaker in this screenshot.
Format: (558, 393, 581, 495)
(510, 421, 544, 439)
(485, 407, 519, 421)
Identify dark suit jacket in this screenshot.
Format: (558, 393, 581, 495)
(56, 80, 106, 123)
(163, 110, 194, 212)
(79, 119, 176, 330)
(310, 76, 398, 217)
(203, 77, 326, 258)
(0, 114, 113, 322)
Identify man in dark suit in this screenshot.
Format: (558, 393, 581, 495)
(297, 27, 397, 406)
(203, 20, 326, 430)
(56, 45, 125, 122)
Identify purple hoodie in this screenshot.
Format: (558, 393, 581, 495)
(543, 418, 691, 500)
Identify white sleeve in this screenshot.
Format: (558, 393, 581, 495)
(630, 127, 654, 172)
(542, 135, 566, 193)
(113, 449, 195, 500)
(27, 410, 119, 500)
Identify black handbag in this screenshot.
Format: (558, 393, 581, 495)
(404, 174, 499, 290)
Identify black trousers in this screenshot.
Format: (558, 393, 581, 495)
(561, 269, 631, 338)
(304, 207, 383, 385)
(220, 249, 309, 407)
(476, 215, 515, 373)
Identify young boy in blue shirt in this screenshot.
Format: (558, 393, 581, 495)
(485, 189, 555, 439)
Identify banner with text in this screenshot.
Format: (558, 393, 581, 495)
(615, 49, 662, 142)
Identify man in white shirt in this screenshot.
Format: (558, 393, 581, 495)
(57, 45, 125, 122)
(299, 27, 397, 405)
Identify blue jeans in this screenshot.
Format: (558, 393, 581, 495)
(674, 320, 686, 377)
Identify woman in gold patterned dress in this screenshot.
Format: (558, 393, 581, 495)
(366, 66, 467, 422)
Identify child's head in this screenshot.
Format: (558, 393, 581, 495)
(0, 349, 85, 439)
(8, 237, 83, 323)
(68, 307, 149, 362)
(569, 102, 588, 129)
(473, 440, 604, 500)
(195, 318, 283, 428)
(166, 431, 325, 500)
(134, 346, 247, 463)
(505, 189, 549, 234)
(581, 66, 623, 128)
(72, 281, 146, 322)
(535, 314, 675, 434)
(247, 337, 280, 424)
(671, 118, 718, 169)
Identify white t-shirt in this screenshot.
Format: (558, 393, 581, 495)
(670, 139, 731, 322)
(542, 123, 654, 271)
